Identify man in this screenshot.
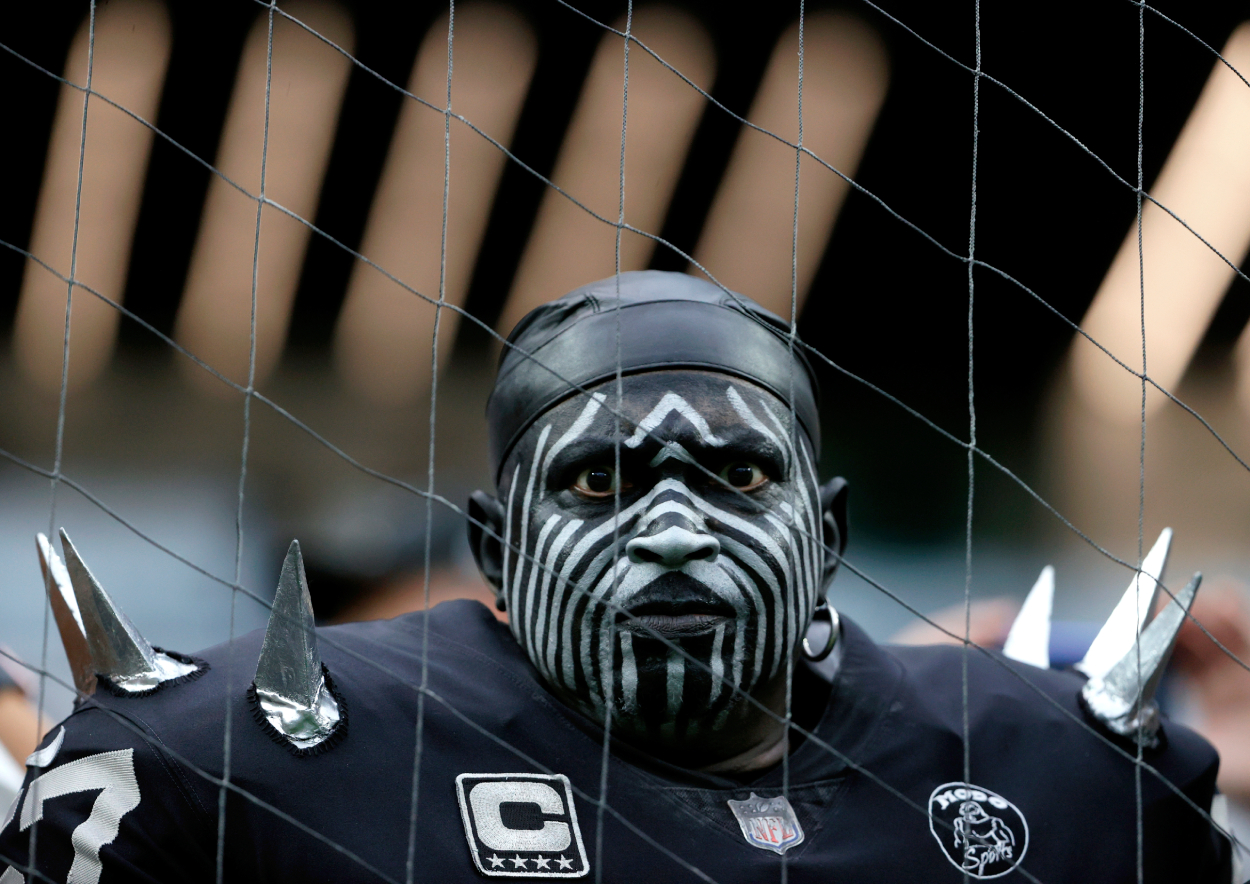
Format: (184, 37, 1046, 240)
(0, 272, 1236, 882)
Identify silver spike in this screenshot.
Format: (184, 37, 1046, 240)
(1076, 527, 1173, 680)
(254, 540, 340, 750)
(1081, 572, 1200, 746)
(58, 530, 197, 692)
(36, 533, 95, 696)
(1003, 565, 1053, 669)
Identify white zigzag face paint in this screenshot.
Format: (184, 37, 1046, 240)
(495, 371, 826, 749)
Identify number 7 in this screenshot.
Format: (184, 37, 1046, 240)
(15, 749, 140, 884)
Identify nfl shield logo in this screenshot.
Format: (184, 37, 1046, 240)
(726, 793, 805, 855)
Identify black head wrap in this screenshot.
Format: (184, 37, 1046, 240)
(487, 271, 821, 482)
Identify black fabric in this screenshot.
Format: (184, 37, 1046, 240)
(487, 271, 821, 481)
(0, 601, 1232, 883)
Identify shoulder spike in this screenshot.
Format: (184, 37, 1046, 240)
(1002, 565, 1053, 669)
(253, 540, 341, 751)
(57, 530, 199, 693)
(1075, 527, 1172, 680)
(36, 533, 95, 696)
(1081, 572, 1200, 746)
(59, 529, 160, 680)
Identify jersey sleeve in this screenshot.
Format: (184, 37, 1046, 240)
(0, 703, 216, 884)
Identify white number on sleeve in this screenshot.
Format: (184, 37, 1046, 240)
(17, 749, 140, 884)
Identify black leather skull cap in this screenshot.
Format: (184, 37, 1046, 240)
(486, 270, 821, 483)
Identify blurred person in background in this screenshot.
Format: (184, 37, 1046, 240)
(1172, 579, 1250, 873)
(0, 656, 47, 810)
(283, 483, 502, 626)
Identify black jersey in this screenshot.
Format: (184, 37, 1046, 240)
(0, 600, 1232, 883)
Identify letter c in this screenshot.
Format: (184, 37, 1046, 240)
(470, 781, 572, 852)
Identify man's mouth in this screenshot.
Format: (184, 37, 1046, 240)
(616, 578, 736, 639)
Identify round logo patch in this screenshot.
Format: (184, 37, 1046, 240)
(928, 782, 1028, 879)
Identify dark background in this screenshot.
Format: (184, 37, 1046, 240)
(1, 0, 1248, 545)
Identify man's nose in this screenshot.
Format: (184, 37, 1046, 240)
(626, 517, 720, 567)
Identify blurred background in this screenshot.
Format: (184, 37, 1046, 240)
(0, 0, 1248, 798)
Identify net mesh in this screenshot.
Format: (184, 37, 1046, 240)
(1, 0, 1249, 882)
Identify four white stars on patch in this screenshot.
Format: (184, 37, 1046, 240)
(486, 854, 574, 870)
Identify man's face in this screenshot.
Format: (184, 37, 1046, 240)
(486, 370, 830, 741)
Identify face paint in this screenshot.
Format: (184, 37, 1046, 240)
(496, 371, 824, 743)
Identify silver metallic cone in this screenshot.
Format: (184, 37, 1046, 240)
(256, 540, 322, 706)
(1076, 527, 1172, 680)
(254, 540, 340, 750)
(1081, 572, 1200, 745)
(36, 533, 95, 696)
(1002, 565, 1053, 669)
(59, 529, 161, 681)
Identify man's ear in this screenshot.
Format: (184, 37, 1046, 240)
(818, 477, 848, 595)
(468, 490, 507, 610)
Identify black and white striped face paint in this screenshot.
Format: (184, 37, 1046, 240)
(493, 371, 827, 746)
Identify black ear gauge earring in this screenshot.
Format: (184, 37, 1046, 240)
(802, 602, 840, 662)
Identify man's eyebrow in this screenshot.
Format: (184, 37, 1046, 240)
(712, 426, 787, 464)
(544, 437, 621, 472)
(638, 424, 786, 466)
(543, 424, 786, 475)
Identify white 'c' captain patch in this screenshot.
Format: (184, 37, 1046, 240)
(456, 773, 589, 878)
(928, 782, 1029, 879)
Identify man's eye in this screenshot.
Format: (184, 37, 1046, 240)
(573, 467, 622, 497)
(719, 462, 767, 490)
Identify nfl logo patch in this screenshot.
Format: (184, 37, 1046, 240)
(456, 773, 590, 878)
(726, 793, 805, 855)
